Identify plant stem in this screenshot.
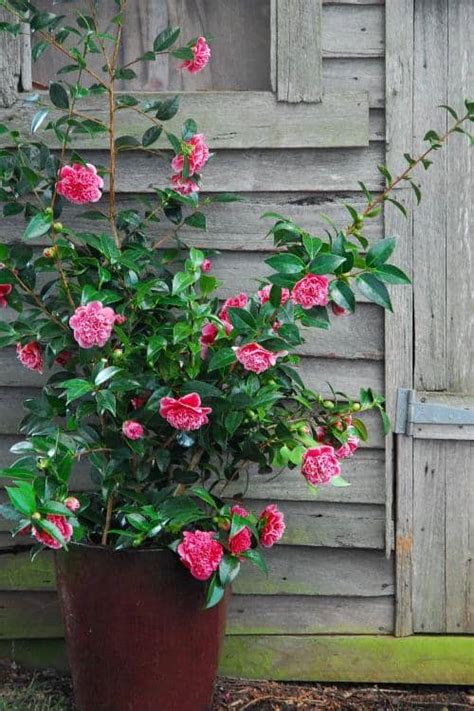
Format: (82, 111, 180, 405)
(346, 112, 470, 237)
(8, 268, 68, 331)
(101, 493, 114, 546)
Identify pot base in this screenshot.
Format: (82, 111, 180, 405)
(55, 544, 227, 711)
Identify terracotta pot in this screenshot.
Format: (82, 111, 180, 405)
(55, 544, 228, 711)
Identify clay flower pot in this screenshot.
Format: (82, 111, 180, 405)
(55, 544, 228, 711)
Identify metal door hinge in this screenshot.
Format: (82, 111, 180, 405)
(394, 389, 474, 440)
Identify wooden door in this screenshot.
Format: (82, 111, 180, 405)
(387, 0, 474, 637)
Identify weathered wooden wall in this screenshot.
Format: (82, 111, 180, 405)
(0, 0, 393, 653)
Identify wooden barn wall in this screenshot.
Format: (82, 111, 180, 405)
(0, 1, 394, 653)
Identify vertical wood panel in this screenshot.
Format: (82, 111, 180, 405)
(0, 7, 20, 107)
(413, 0, 448, 391)
(273, 0, 323, 102)
(385, 0, 414, 636)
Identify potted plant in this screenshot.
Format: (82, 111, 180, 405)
(0, 3, 472, 710)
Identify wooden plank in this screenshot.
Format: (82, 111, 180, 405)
(0, 591, 393, 638)
(413, 0, 448, 391)
(28, 145, 383, 194)
(445, 441, 474, 633)
(412, 441, 446, 633)
(1, 635, 472, 684)
(446, 0, 474, 393)
(0, 90, 370, 150)
(0, 387, 39, 434)
(0, 192, 385, 250)
(385, 0, 414, 637)
(0, 7, 19, 108)
(0, 547, 394, 596)
(19, 23, 32, 92)
(322, 4, 384, 57)
(273, 0, 323, 102)
(227, 594, 393, 635)
(220, 635, 474, 684)
(244, 501, 386, 549)
(323, 58, 384, 108)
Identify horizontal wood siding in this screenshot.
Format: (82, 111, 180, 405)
(0, 0, 393, 662)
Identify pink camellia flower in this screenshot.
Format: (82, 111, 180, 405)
(17, 523, 32, 537)
(16, 342, 43, 374)
(259, 504, 285, 548)
(331, 302, 347, 316)
(171, 173, 199, 196)
(54, 350, 72, 367)
(258, 284, 290, 306)
(201, 258, 212, 273)
(302, 445, 341, 486)
(131, 393, 149, 410)
(180, 36, 211, 75)
(177, 530, 223, 581)
(219, 292, 248, 329)
(199, 322, 219, 359)
(236, 342, 284, 374)
(159, 393, 212, 431)
(291, 273, 329, 310)
(122, 420, 144, 440)
(171, 134, 210, 176)
(69, 301, 116, 349)
(32, 514, 73, 550)
(229, 504, 252, 556)
(0, 283, 12, 308)
(335, 434, 360, 460)
(64, 496, 80, 512)
(56, 163, 103, 205)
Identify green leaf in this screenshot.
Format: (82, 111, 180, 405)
(331, 475, 351, 488)
(224, 411, 243, 436)
(49, 82, 69, 109)
(95, 366, 122, 387)
(212, 193, 243, 203)
(59, 379, 94, 404)
(185, 212, 206, 230)
(172, 271, 196, 295)
(191, 487, 219, 509)
(242, 548, 268, 575)
(265, 253, 305, 274)
(23, 212, 52, 240)
(147, 335, 167, 362)
(115, 135, 141, 151)
(208, 348, 237, 372)
(386, 197, 407, 217)
(5, 483, 36, 516)
(227, 307, 256, 333)
(375, 265, 411, 285)
(309, 254, 346, 275)
(351, 417, 369, 442)
(329, 280, 355, 313)
(219, 555, 240, 587)
(204, 574, 225, 609)
(366, 237, 397, 268)
(96, 390, 116, 417)
(155, 96, 180, 121)
(153, 26, 180, 52)
(355, 274, 393, 311)
(379, 407, 391, 435)
(172, 46, 195, 61)
(31, 109, 49, 134)
(302, 235, 322, 259)
(142, 125, 162, 147)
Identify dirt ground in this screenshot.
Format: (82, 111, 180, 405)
(0, 663, 472, 710)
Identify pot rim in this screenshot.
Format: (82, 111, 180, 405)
(64, 541, 173, 555)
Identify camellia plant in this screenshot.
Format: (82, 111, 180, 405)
(0, 1, 472, 607)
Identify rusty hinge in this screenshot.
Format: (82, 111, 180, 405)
(394, 389, 474, 440)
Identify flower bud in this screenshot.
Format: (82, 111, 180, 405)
(31, 512, 41, 521)
(64, 496, 80, 512)
(37, 458, 49, 470)
(112, 348, 124, 362)
(352, 402, 361, 412)
(52, 222, 63, 233)
(322, 400, 335, 409)
(43, 246, 58, 259)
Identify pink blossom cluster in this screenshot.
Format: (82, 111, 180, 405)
(258, 284, 290, 306)
(291, 273, 329, 310)
(170, 133, 210, 196)
(236, 342, 285, 375)
(180, 36, 211, 75)
(17, 342, 43, 374)
(56, 163, 103, 205)
(177, 503, 285, 580)
(122, 420, 144, 440)
(32, 514, 73, 550)
(69, 301, 116, 349)
(0, 283, 12, 308)
(160, 393, 212, 431)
